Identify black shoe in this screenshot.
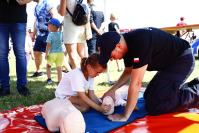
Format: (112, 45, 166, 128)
(47, 78, 53, 84)
(17, 86, 30, 96)
(188, 77, 199, 87)
(62, 70, 69, 73)
(0, 89, 10, 97)
(31, 72, 44, 77)
(108, 81, 116, 86)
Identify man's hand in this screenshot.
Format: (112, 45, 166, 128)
(103, 89, 116, 101)
(16, 0, 32, 5)
(108, 113, 129, 122)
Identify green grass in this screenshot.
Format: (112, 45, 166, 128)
(0, 51, 199, 112)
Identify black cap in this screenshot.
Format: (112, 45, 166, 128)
(97, 32, 121, 65)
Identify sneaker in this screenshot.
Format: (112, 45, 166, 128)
(108, 81, 116, 86)
(31, 72, 44, 77)
(0, 88, 10, 97)
(47, 78, 53, 84)
(17, 86, 30, 96)
(62, 70, 69, 73)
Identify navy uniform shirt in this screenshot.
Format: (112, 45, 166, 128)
(123, 27, 190, 71)
(0, 0, 27, 23)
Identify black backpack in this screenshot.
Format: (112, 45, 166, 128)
(67, 0, 89, 26)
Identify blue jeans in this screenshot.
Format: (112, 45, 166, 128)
(87, 37, 97, 55)
(0, 23, 27, 90)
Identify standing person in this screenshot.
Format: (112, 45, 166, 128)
(31, 0, 59, 77)
(0, 0, 33, 96)
(108, 13, 120, 34)
(108, 13, 122, 72)
(87, 0, 105, 55)
(45, 18, 64, 84)
(59, 0, 92, 69)
(97, 28, 199, 122)
(176, 16, 187, 37)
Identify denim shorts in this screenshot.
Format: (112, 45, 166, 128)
(33, 35, 48, 52)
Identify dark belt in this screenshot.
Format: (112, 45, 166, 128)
(180, 48, 192, 57)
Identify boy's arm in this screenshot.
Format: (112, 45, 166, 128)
(45, 43, 51, 60)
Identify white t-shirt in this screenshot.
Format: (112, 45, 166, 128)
(55, 68, 94, 99)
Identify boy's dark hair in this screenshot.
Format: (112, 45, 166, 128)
(81, 53, 107, 72)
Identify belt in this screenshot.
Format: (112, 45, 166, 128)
(180, 48, 192, 57)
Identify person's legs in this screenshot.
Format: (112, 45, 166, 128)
(46, 64, 51, 81)
(0, 23, 10, 95)
(32, 35, 47, 77)
(33, 51, 42, 72)
(62, 46, 71, 72)
(55, 53, 64, 82)
(11, 23, 27, 87)
(87, 38, 97, 55)
(144, 51, 194, 115)
(10, 23, 30, 96)
(77, 43, 87, 58)
(65, 43, 80, 69)
(178, 77, 199, 110)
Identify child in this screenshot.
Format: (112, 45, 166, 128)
(108, 13, 120, 34)
(55, 53, 109, 112)
(45, 18, 64, 84)
(108, 13, 122, 72)
(41, 53, 110, 132)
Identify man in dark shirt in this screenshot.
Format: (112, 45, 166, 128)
(97, 27, 199, 122)
(0, 0, 32, 96)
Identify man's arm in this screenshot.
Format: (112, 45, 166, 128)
(103, 67, 132, 99)
(108, 64, 147, 121)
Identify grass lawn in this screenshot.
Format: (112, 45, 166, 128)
(0, 51, 199, 112)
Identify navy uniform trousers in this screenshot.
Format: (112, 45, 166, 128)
(144, 48, 199, 115)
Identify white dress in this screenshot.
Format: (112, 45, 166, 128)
(63, 0, 91, 44)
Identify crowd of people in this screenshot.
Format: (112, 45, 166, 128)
(0, 0, 199, 130)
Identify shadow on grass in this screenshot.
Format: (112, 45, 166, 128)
(0, 75, 56, 112)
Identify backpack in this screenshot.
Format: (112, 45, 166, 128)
(67, 0, 89, 26)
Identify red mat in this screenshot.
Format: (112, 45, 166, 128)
(0, 105, 49, 133)
(111, 111, 199, 133)
(1, 105, 199, 133)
